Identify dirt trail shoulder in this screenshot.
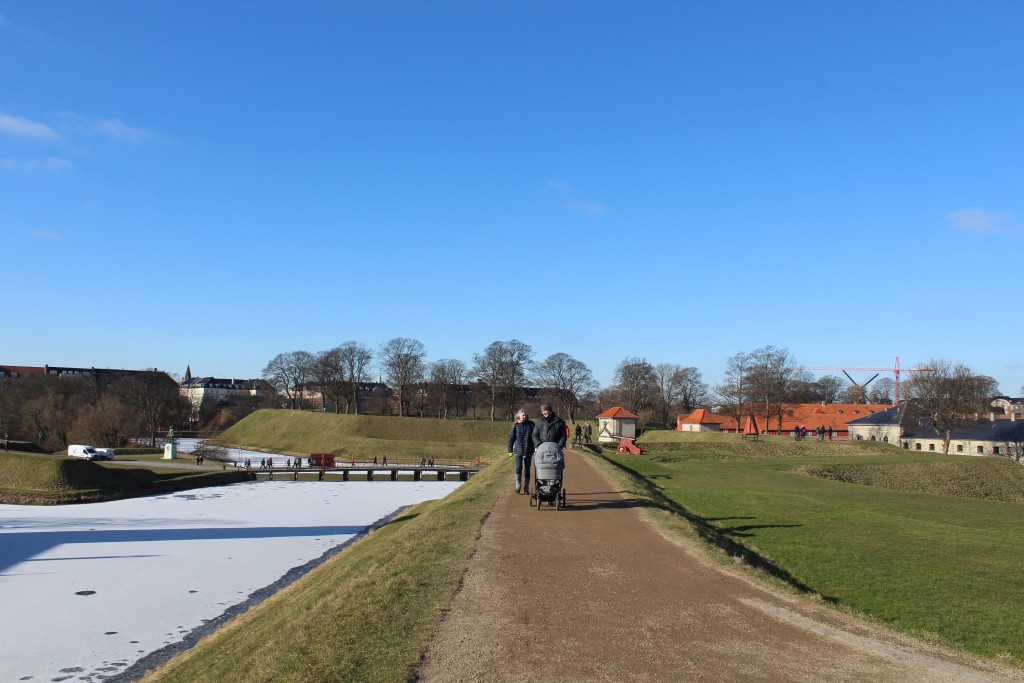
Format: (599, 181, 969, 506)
(416, 448, 1023, 682)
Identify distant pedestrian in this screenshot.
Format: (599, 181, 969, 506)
(382, 456, 387, 466)
(574, 424, 582, 446)
(267, 457, 273, 468)
(827, 427, 833, 441)
(584, 423, 592, 443)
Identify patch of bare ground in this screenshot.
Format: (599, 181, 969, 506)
(415, 448, 1024, 682)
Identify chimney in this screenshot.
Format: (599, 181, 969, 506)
(990, 412, 996, 422)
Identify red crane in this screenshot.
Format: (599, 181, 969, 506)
(800, 356, 934, 405)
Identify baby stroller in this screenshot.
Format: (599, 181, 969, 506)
(530, 442, 566, 510)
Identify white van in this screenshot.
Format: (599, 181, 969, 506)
(94, 448, 116, 461)
(68, 444, 103, 460)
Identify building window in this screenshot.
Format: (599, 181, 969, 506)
(929, 443, 935, 451)
(957, 445, 963, 453)
(903, 442, 909, 449)
(915, 443, 922, 450)
(994, 446, 1001, 455)
(977, 446, 984, 454)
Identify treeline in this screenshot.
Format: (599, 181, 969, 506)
(262, 337, 714, 426)
(263, 340, 1004, 442)
(0, 371, 189, 450)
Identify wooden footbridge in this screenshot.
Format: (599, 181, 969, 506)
(245, 456, 480, 483)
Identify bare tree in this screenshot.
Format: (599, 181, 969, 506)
(747, 345, 805, 434)
(502, 340, 534, 419)
(117, 371, 186, 447)
(472, 340, 534, 420)
(73, 395, 140, 448)
(311, 348, 345, 413)
(815, 375, 846, 404)
(335, 341, 373, 414)
(868, 377, 895, 404)
(379, 337, 426, 416)
(471, 343, 504, 421)
(262, 351, 314, 410)
(533, 352, 598, 423)
(904, 359, 999, 454)
(715, 351, 753, 431)
(613, 357, 657, 415)
(429, 359, 467, 419)
(676, 367, 708, 413)
(654, 363, 684, 426)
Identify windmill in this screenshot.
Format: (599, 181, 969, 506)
(800, 356, 933, 404)
(838, 369, 880, 403)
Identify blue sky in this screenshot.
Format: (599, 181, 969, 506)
(2, 0, 1022, 395)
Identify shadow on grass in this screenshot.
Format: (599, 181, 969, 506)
(593, 452, 835, 602)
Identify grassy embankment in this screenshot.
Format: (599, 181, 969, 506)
(214, 409, 510, 463)
(0, 450, 249, 504)
(595, 430, 1024, 664)
(144, 410, 510, 683)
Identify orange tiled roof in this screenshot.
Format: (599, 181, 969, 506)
(597, 407, 639, 419)
(680, 409, 721, 424)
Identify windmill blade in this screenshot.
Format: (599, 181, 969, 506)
(862, 373, 880, 388)
(841, 370, 857, 386)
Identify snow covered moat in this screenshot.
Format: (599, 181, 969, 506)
(0, 479, 463, 682)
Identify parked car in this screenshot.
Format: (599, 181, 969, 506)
(67, 444, 110, 461)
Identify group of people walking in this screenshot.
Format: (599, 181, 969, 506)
(794, 424, 833, 441)
(507, 403, 580, 495)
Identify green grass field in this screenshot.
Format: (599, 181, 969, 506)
(600, 430, 1024, 663)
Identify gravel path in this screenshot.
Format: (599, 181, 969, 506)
(416, 448, 1024, 682)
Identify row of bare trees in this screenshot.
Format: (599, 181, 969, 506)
(260, 337, 720, 426)
(262, 338, 609, 422)
(0, 371, 188, 450)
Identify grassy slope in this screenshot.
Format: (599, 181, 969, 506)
(0, 452, 247, 504)
(215, 410, 511, 461)
(145, 411, 509, 683)
(603, 431, 1024, 663)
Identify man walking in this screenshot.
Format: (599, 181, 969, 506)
(533, 403, 567, 450)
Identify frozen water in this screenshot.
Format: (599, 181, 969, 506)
(0, 479, 462, 681)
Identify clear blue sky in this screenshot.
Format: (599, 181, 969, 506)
(2, 0, 1022, 395)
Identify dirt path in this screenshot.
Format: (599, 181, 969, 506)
(416, 448, 1023, 682)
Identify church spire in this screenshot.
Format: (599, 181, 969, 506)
(185, 365, 192, 381)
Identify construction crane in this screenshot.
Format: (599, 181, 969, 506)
(799, 356, 933, 405)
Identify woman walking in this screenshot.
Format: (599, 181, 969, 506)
(507, 409, 536, 495)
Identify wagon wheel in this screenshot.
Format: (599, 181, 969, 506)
(617, 446, 627, 454)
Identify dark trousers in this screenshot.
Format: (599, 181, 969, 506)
(515, 452, 532, 489)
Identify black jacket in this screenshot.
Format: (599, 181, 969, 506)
(533, 413, 567, 448)
(507, 420, 536, 456)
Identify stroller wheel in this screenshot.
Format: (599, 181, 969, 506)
(535, 491, 541, 511)
(554, 494, 560, 511)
